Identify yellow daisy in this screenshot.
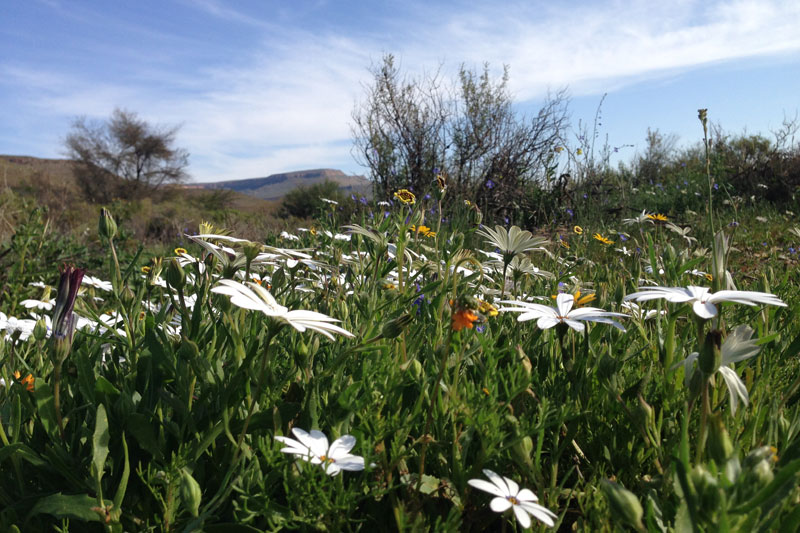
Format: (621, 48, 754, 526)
(593, 233, 613, 245)
(394, 189, 416, 205)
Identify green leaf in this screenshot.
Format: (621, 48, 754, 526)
(203, 525, 264, 533)
(95, 376, 121, 397)
(127, 413, 163, 461)
(28, 493, 106, 522)
(112, 433, 130, 510)
(91, 404, 110, 483)
(32, 380, 59, 439)
(0, 442, 47, 468)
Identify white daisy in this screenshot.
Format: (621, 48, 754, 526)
(468, 469, 557, 528)
(624, 286, 786, 319)
(211, 280, 354, 340)
(500, 293, 626, 332)
(275, 428, 365, 476)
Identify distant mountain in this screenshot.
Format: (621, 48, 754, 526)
(195, 169, 373, 201)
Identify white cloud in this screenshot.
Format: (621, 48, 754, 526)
(3, 0, 799, 181)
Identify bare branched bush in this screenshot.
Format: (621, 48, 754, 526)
(352, 55, 568, 220)
(65, 108, 189, 202)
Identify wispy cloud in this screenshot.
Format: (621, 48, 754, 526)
(2, 0, 799, 180)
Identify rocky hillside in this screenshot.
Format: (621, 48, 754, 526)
(196, 168, 372, 200)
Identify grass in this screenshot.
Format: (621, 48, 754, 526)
(1, 173, 799, 532)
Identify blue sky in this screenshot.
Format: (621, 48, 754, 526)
(2, 0, 799, 182)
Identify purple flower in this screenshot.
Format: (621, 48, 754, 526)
(566, 208, 574, 218)
(52, 264, 86, 358)
(486, 180, 495, 189)
(359, 196, 368, 205)
(424, 194, 431, 200)
(789, 247, 796, 254)
(619, 234, 628, 241)
(583, 193, 588, 199)
(384, 211, 390, 219)
(714, 183, 719, 190)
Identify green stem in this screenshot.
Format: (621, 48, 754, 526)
(53, 362, 66, 441)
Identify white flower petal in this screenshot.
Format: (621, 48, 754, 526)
(519, 502, 558, 527)
(329, 435, 357, 456)
(537, 316, 561, 330)
(516, 488, 539, 502)
(468, 479, 507, 498)
(490, 496, 513, 513)
(513, 503, 532, 529)
(692, 300, 718, 319)
(719, 366, 749, 414)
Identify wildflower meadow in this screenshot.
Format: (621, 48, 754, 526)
(2, 117, 800, 532)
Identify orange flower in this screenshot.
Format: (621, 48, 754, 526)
(452, 308, 479, 331)
(13, 371, 34, 392)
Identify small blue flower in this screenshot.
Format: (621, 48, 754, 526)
(424, 194, 431, 200)
(728, 221, 739, 227)
(384, 211, 390, 219)
(486, 179, 495, 189)
(714, 183, 719, 190)
(360, 196, 368, 205)
(566, 208, 574, 218)
(789, 247, 796, 254)
(475, 325, 485, 333)
(619, 234, 628, 241)
(583, 193, 588, 199)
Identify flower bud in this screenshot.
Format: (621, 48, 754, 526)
(180, 468, 202, 517)
(690, 465, 721, 516)
(147, 257, 164, 286)
(33, 318, 49, 342)
(513, 436, 534, 467)
(165, 258, 185, 290)
(381, 314, 413, 339)
(698, 329, 723, 375)
(601, 479, 643, 531)
(98, 207, 117, 241)
(410, 359, 423, 380)
(707, 413, 734, 464)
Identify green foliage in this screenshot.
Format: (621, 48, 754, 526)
(2, 125, 800, 531)
(279, 179, 349, 219)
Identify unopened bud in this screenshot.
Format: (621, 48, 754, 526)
(690, 465, 721, 515)
(99, 208, 117, 241)
(698, 329, 723, 375)
(180, 468, 202, 517)
(165, 258, 185, 290)
(601, 479, 643, 531)
(707, 413, 734, 464)
(33, 318, 49, 342)
(381, 314, 413, 339)
(513, 436, 534, 466)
